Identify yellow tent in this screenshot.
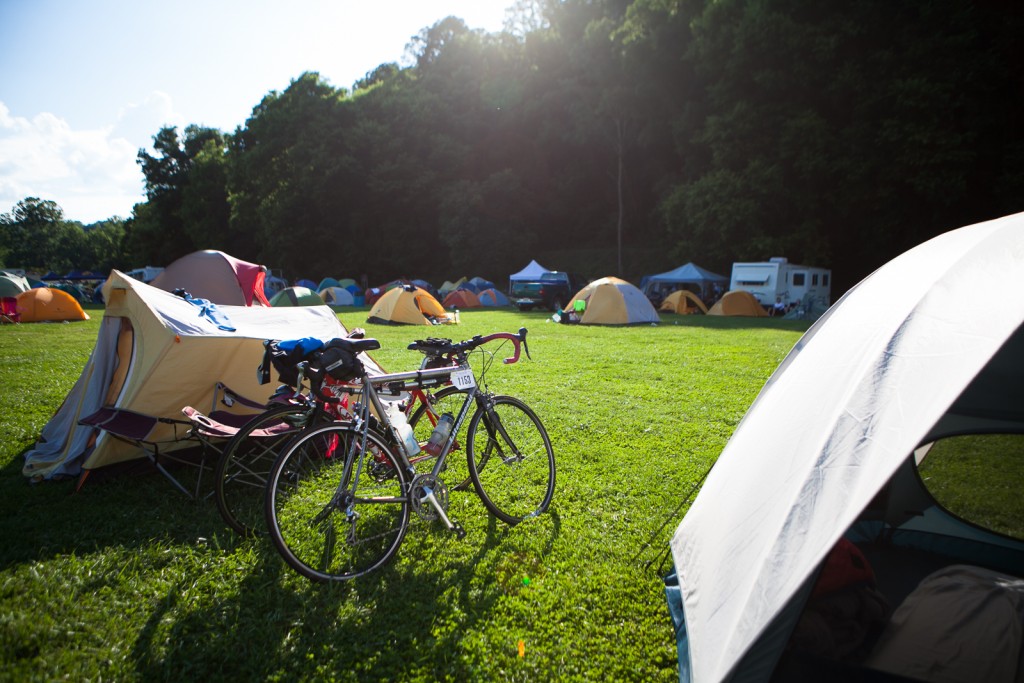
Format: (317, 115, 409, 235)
(367, 285, 447, 325)
(660, 290, 708, 315)
(567, 277, 660, 325)
(438, 277, 467, 298)
(707, 290, 769, 317)
(16, 287, 90, 322)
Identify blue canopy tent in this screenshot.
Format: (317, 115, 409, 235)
(642, 263, 727, 305)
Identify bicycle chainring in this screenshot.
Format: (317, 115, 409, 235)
(410, 474, 449, 521)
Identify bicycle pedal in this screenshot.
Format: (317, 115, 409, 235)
(451, 522, 466, 540)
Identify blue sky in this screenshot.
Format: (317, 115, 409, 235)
(0, 0, 511, 223)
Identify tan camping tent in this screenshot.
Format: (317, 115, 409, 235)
(660, 290, 708, 315)
(367, 286, 447, 325)
(22, 271, 347, 481)
(567, 277, 660, 325)
(149, 250, 271, 306)
(707, 290, 769, 317)
(16, 287, 90, 322)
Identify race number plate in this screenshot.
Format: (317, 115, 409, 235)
(452, 367, 476, 390)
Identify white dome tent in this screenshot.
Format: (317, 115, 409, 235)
(667, 211, 1024, 682)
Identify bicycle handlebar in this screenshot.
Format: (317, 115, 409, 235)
(408, 327, 530, 364)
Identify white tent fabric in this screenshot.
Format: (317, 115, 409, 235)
(669, 211, 1024, 683)
(320, 286, 355, 306)
(508, 260, 551, 289)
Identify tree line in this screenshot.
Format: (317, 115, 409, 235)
(3, 0, 1022, 295)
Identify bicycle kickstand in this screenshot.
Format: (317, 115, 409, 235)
(420, 486, 467, 540)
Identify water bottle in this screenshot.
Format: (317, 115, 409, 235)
(423, 413, 454, 456)
(386, 402, 420, 456)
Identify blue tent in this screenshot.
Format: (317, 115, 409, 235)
(463, 276, 495, 294)
(478, 288, 510, 306)
(317, 277, 341, 292)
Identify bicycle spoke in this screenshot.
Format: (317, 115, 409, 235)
(468, 396, 556, 525)
(215, 404, 319, 537)
(266, 425, 409, 582)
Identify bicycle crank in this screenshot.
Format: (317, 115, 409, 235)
(410, 474, 466, 539)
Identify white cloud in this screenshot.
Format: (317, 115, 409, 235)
(0, 100, 146, 223)
(114, 91, 184, 150)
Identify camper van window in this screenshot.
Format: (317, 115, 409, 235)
(812, 274, 819, 286)
(917, 433, 1024, 541)
(792, 273, 806, 286)
(823, 273, 830, 286)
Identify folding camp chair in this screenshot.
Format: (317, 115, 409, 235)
(77, 382, 268, 498)
(1, 296, 19, 324)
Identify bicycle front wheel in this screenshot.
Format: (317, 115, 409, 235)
(265, 424, 410, 582)
(467, 395, 556, 525)
(215, 403, 326, 537)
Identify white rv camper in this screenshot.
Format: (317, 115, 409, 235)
(729, 257, 831, 309)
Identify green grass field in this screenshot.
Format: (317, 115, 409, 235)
(0, 306, 1016, 681)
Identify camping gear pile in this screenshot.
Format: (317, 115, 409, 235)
(665, 211, 1024, 682)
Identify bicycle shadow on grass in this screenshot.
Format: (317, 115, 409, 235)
(125, 503, 564, 681)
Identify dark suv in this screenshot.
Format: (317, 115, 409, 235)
(510, 271, 585, 312)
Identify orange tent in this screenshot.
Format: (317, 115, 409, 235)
(442, 289, 481, 308)
(16, 288, 89, 322)
(660, 290, 708, 315)
(707, 290, 769, 317)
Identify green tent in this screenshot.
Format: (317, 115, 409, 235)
(269, 286, 326, 307)
(0, 273, 30, 298)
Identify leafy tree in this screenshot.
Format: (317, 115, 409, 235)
(115, 0, 1023, 292)
(657, 0, 1024, 287)
(438, 170, 539, 275)
(0, 198, 83, 272)
(228, 72, 355, 278)
(81, 218, 128, 274)
(130, 125, 229, 265)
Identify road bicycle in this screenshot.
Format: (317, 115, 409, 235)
(263, 328, 556, 582)
(213, 331, 466, 537)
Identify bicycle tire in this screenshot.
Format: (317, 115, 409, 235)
(466, 395, 555, 525)
(265, 423, 410, 582)
(214, 402, 328, 537)
(408, 386, 473, 490)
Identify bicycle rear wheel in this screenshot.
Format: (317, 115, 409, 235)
(409, 386, 472, 489)
(265, 424, 409, 582)
(215, 403, 325, 537)
(466, 395, 556, 525)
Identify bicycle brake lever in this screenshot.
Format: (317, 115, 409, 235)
(520, 327, 531, 360)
